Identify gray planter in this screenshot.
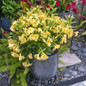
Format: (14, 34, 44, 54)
(2, 17, 11, 32)
(31, 50, 58, 80)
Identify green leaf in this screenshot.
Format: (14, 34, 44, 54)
(82, 31, 86, 35)
(0, 59, 5, 66)
(59, 42, 71, 54)
(75, 20, 86, 30)
(10, 68, 16, 79)
(58, 67, 65, 71)
(1, 27, 4, 34)
(24, 68, 29, 76)
(20, 72, 27, 86)
(59, 59, 66, 65)
(0, 66, 10, 72)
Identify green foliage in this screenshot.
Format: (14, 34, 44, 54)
(0, 39, 29, 86)
(82, 31, 86, 35)
(74, 20, 86, 30)
(1, 0, 21, 22)
(20, 71, 27, 86)
(40, 0, 73, 12)
(58, 67, 65, 71)
(59, 42, 71, 54)
(11, 70, 21, 86)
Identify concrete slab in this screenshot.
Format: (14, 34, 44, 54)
(82, 81, 86, 86)
(70, 80, 86, 86)
(58, 50, 81, 67)
(70, 82, 85, 86)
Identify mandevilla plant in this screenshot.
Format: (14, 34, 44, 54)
(39, 0, 76, 12)
(8, 6, 76, 67)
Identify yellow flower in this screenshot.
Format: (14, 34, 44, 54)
(74, 31, 78, 36)
(53, 44, 60, 51)
(28, 27, 34, 34)
(38, 28, 43, 32)
(51, 28, 59, 33)
(29, 34, 39, 41)
(41, 53, 48, 60)
(28, 53, 33, 59)
(61, 35, 67, 43)
(54, 16, 60, 20)
(10, 26, 16, 32)
(13, 46, 20, 53)
(19, 54, 25, 60)
(8, 44, 15, 49)
(8, 39, 16, 49)
(39, 14, 46, 21)
(34, 54, 39, 59)
(41, 31, 50, 38)
(12, 21, 17, 25)
(24, 28, 28, 33)
(19, 34, 27, 44)
(27, 12, 31, 15)
(31, 19, 39, 27)
(46, 37, 52, 46)
(22, 61, 32, 67)
(58, 25, 62, 29)
(34, 54, 42, 60)
(11, 52, 19, 58)
(68, 29, 73, 38)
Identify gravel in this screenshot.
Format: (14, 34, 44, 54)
(0, 38, 86, 86)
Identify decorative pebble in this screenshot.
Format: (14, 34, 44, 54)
(82, 48, 86, 53)
(72, 71, 78, 76)
(81, 53, 86, 60)
(64, 73, 70, 77)
(71, 45, 78, 51)
(0, 38, 86, 86)
(78, 66, 85, 72)
(77, 42, 82, 48)
(76, 51, 82, 57)
(0, 73, 2, 77)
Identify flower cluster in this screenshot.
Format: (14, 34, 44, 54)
(41, 0, 75, 12)
(8, 6, 74, 67)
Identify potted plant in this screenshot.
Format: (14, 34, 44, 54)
(4, 5, 76, 85)
(1, 0, 21, 32)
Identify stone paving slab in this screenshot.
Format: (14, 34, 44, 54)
(58, 50, 81, 67)
(70, 81, 86, 86)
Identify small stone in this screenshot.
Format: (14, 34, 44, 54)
(81, 53, 86, 59)
(72, 71, 78, 76)
(76, 51, 82, 57)
(69, 70, 73, 72)
(64, 73, 70, 77)
(0, 73, 2, 77)
(77, 42, 82, 48)
(82, 48, 86, 53)
(78, 66, 85, 72)
(71, 76, 74, 79)
(71, 46, 78, 51)
(80, 73, 84, 76)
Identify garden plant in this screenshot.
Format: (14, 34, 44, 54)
(0, 1, 79, 85)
